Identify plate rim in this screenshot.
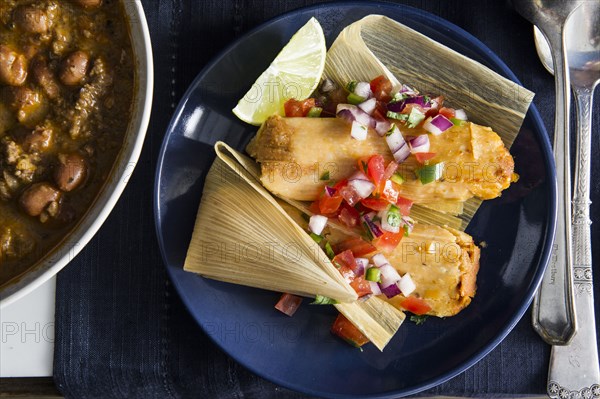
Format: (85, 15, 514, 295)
(153, 2, 557, 397)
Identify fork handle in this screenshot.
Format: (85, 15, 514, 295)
(531, 26, 577, 345)
(547, 86, 600, 397)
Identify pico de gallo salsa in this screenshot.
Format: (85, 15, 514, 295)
(274, 76, 465, 347)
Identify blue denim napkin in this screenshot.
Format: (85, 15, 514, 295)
(53, 0, 600, 397)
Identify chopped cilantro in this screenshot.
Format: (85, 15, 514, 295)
(410, 314, 428, 325)
(311, 294, 338, 305)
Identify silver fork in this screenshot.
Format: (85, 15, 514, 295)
(533, 1, 600, 395)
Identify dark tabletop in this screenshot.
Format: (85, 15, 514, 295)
(52, 0, 600, 398)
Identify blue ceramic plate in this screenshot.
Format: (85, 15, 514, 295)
(154, 3, 556, 397)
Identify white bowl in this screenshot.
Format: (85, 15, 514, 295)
(0, 0, 154, 308)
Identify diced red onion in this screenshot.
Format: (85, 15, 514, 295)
(409, 134, 430, 153)
(350, 121, 368, 141)
(369, 281, 382, 295)
(324, 186, 336, 197)
(336, 104, 376, 128)
(348, 179, 375, 199)
(309, 214, 328, 235)
(336, 108, 355, 125)
(398, 273, 416, 296)
(399, 84, 418, 95)
(362, 213, 383, 238)
(320, 78, 335, 93)
(379, 282, 401, 298)
(404, 95, 430, 108)
(339, 185, 362, 206)
(402, 216, 414, 235)
(371, 253, 388, 267)
(386, 100, 405, 113)
(358, 98, 377, 115)
(454, 109, 468, 120)
(386, 126, 410, 162)
(348, 170, 369, 181)
(353, 82, 372, 99)
(423, 114, 453, 135)
(378, 264, 401, 286)
(354, 258, 369, 276)
(375, 119, 392, 136)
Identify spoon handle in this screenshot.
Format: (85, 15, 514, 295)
(547, 87, 600, 397)
(531, 27, 577, 345)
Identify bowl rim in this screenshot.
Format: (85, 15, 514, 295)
(0, 0, 154, 308)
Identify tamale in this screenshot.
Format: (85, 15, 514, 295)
(321, 15, 532, 228)
(324, 15, 533, 148)
(285, 201, 481, 318)
(185, 142, 406, 350)
(247, 115, 515, 204)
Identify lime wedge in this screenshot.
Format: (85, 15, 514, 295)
(232, 17, 326, 125)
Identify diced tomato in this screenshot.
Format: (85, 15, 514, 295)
(373, 108, 387, 123)
(360, 197, 389, 211)
(367, 155, 386, 185)
(309, 200, 321, 215)
(438, 107, 455, 119)
(333, 238, 377, 257)
(350, 276, 372, 297)
(338, 203, 360, 228)
(332, 250, 356, 272)
(339, 185, 362, 206)
(332, 178, 348, 191)
(400, 103, 425, 115)
(425, 96, 445, 117)
(356, 157, 370, 175)
(319, 193, 343, 215)
(337, 265, 355, 284)
(382, 161, 399, 181)
(381, 180, 400, 203)
(414, 152, 437, 164)
(396, 196, 413, 216)
(374, 101, 388, 119)
(431, 95, 445, 109)
(275, 293, 303, 316)
(400, 296, 432, 315)
(373, 231, 403, 253)
(284, 98, 316, 117)
(331, 313, 370, 347)
(369, 75, 393, 102)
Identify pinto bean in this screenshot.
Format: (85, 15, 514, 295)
(0, 45, 28, 86)
(4, 86, 48, 128)
(21, 126, 53, 153)
(14, 6, 49, 34)
(59, 51, 89, 86)
(31, 58, 59, 99)
(54, 153, 87, 191)
(19, 182, 61, 217)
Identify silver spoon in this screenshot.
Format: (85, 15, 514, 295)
(512, 0, 582, 346)
(534, 2, 600, 394)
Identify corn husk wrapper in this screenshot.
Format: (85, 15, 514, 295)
(184, 142, 406, 350)
(324, 15, 533, 230)
(184, 143, 357, 303)
(335, 296, 405, 350)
